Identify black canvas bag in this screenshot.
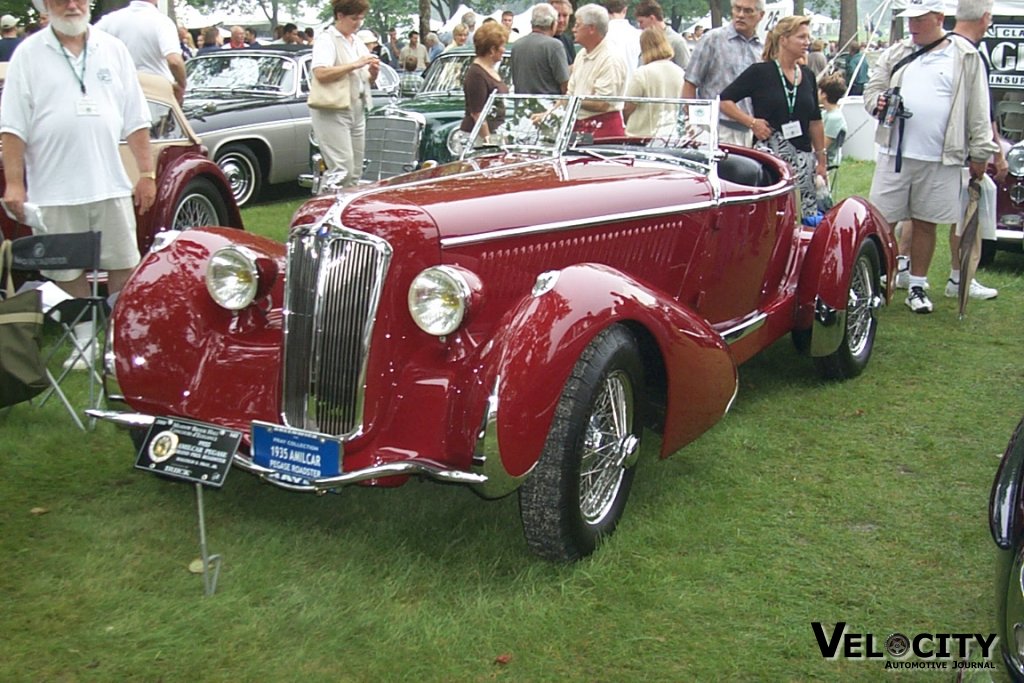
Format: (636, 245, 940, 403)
(0, 238, 46, 408)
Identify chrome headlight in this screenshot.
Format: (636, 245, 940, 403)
(447, 128, 471, 157)
(1009, 145, 1024, 177)
(206, 246, 258, 310)
(408, 266, 471, 336)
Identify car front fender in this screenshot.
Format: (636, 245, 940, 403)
(485, 263, 738, 481)
(795, 197, 895, 356)
(113, 227, 286, 433)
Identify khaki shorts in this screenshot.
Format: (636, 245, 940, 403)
(869, 154, 963, 225)
(38, 197, 140, 281)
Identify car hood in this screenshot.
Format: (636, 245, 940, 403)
(355, 153, 714, 245)
(370, 95, 463, 119)
(183, 94, 294, 118)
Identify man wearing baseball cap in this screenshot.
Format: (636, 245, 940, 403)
(863, 0, 996, 314)
(0, 14, 22, 61)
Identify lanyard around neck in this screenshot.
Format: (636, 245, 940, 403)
(54, 27, 88, 96)
(775, 60, 799, 116)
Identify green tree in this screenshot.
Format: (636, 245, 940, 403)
(660, 0, 708, 31)
(365, 0, 418, 37)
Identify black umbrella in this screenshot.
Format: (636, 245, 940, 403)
(957, 177, 982, 320)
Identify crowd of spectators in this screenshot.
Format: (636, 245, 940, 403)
(0, 0, 1007, 326)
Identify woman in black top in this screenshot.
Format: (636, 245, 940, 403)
(461, 21, 509, 144)
(720, 16, 827, 218)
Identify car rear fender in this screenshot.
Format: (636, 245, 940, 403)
(148, 152, 243, 231)
(795, 197, 894, 356)
(486, 263, 737, 482)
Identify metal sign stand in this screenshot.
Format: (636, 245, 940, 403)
(195, 482, 222, 597)
(132, 417, 241, 598)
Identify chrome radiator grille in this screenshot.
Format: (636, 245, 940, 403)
(363, 114, 423, 181)
(282, 226, 392, 437)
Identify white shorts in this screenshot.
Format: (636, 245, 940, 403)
(869, 154, 963, 225)
(718, 124, 753, 148)
(37, 197, 140, 281)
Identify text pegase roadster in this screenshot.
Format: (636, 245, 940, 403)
(93, 96, 896, 561)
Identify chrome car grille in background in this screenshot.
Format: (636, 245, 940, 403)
(363, 114, 423, 181)
(282, 226, 392, 437)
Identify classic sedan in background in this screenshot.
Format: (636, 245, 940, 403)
(92, 95, 895, 562)
(0, 73, 242, 253)
(185, 45, 398, 206)
(360, 48, 509, 180)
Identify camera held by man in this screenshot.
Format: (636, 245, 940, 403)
(875, 87, 913, 128)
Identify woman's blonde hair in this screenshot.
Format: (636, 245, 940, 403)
(762, 15, 811, 61)
(639, 27, 674, 64)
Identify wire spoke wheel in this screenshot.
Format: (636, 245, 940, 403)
(171, 179, 228, 231)
(579, 370, 635, 524)
(519, 325, 643, 561)
(813, 239, 880, 380)
(845, 253, 875, 358)
(172, 192, 218, 229)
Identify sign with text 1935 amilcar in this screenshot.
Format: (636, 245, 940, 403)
(135, 417, 242, 487)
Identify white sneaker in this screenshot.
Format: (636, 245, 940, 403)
(906, 286, 934, 314)
(944, 278, 998, 300)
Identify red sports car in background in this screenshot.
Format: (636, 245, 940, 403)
(92, 95, 896, 561)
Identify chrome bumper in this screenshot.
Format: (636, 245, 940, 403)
(86, 409, 487, 493)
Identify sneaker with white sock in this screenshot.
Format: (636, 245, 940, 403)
(944, 278, 998, 300)
(905, 286, 933, 314)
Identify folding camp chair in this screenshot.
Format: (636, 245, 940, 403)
(9, 232, 107, 430)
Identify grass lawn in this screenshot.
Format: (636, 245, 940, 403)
(1, 160, 1022, 682)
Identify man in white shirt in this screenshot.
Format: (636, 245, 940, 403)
(601, 0, 640, 77)
(96, 0, 186, 103)
(568, 4, 628, 138)
(2, 0, 155, 302)
(864, 0, 996, 314)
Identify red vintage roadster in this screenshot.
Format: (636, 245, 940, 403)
(92, 95, 896, 561)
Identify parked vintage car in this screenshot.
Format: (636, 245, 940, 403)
(92, 95, 896, 561)
(185, 45, 399, 206)
(358, 47, 510, 180)
(985, 138, 1024, 265)
(991, 414, 1024, 679)
(0, 72, 242, 253)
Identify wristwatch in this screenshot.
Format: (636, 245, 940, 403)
(139, 171, 156, 179)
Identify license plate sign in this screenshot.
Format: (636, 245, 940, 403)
(251, 421, 341, 485)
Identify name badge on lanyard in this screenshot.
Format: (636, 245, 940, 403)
(76, 98, 100, 116)
(781, 120, 802, 139)
(776, 60, 802, 139)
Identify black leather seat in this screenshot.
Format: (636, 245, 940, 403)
(716, 153, 776, 188)
(578, 143, 776, 188)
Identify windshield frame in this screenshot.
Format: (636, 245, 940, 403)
(461, 94, 722, 169)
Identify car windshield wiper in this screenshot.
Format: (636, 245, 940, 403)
(573, 147, 636, 165)
(228, 86, 286, 96)
(186, 86, 225, 95)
